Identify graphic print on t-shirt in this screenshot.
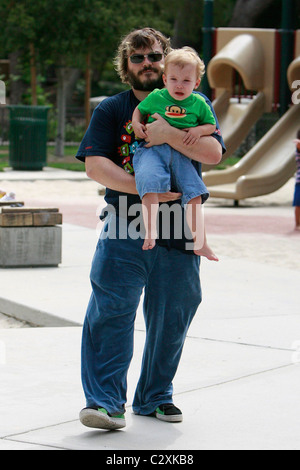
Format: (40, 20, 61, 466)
(118, 120, 139, 174)
(165, 105, 187, 118)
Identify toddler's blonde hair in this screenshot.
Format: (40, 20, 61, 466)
(164, 47, 205, 80)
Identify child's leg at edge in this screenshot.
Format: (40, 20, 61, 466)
(295, 206, 300, 230)
(186, 196, 219, 261)
(142, 193, 159, 250)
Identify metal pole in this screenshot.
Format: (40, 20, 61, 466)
(202, 0, 214, 99)
(279, 0, 295, 115)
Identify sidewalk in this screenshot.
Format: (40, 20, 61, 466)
(1, 166, 89, 181)
(0, 169, 299, 450)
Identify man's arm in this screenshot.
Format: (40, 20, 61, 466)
(85, 156, 181, 202)
(145, 113, 222, 166)
(86, 156, 138, 194)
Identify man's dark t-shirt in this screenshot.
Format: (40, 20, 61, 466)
(76, 89, 226, 252)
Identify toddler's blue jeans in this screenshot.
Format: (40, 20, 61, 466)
(81, 214, 202, 416)
(133, 143, 209, 205)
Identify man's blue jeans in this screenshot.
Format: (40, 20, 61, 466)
(81, 214, 202, 415)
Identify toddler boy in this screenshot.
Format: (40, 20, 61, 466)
(132, 47, 218, 259)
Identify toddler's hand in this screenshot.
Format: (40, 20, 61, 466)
(132, 122, 148, 140)
(182, 128, 201, 146)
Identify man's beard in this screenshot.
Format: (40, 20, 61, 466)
(127, 67, 164, 92)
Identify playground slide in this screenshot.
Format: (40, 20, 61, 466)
(206, 34, 267, 164)
(203, 103, 299, 202)
(212, 90, 265, 159)
(203, 55, 300, 202)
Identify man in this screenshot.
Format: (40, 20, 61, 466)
(76, 28, 225, 430)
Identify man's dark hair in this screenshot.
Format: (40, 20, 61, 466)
(114, 28, 171, 84)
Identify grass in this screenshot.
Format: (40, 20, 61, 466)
(0, 145, 241, 172)
(0, 145, 9, 171)
(214, 156, 241, 170)
(0, 144, 85, 172)
(47, 145, 85, 171)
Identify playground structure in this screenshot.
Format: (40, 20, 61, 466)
(203, 27, 300, 203)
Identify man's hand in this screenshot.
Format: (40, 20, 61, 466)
(157, 191, 182, 203)
(144, 113, 170, 147)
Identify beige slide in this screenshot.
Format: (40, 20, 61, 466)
(203, 56, 300, 203)
(207, 34, 267, 162)
(211, 90, 265, 160)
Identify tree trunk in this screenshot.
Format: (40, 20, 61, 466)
(65, 68, 81, 106)
(85, 50, 92, 130)
(229, 0, 276, 27)
(8, 51, 26, 105)
(29, 43, 37, 106)
(55, 66, 70, 157)
(172, 0, 202, 50)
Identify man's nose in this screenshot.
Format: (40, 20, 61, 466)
(142, 56, 152, 65)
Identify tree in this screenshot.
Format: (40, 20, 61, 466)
(172, 0, 237, 52)
(0, 0, 40, 104)
(229, 0, 277, 27)
(0, 0, 177, 155)
(172, 0, 203, 50)
(31, 0, 175, 156)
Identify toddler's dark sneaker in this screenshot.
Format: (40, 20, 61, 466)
(79, 407, 126, 430)
(148, 403, 183, 422)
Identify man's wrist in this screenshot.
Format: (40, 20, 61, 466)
(164, 125, 180, 146)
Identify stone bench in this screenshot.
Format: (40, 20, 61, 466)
(0, 206, 62, 268)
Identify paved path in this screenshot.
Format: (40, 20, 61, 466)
(0, 169, 299, 450)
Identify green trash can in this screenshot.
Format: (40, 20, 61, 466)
(8, 105, 50, 171)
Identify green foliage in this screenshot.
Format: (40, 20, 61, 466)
(22, 82, 52, 106)
(214, 0, 237, 26)
(1, 0, 298, 72)
(172, 0, 237, 50)
(1, 0, 298, 141)
(47, 110, 86, 142)
(0, 0, 175, 67)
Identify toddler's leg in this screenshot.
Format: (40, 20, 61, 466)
(142, 193, 159, 250)
(186, 196, 219, 261)
(296, 207, 300, 231)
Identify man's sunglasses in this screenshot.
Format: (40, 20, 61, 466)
(129, 53, 163, 64)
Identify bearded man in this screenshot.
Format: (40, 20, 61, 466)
(76, 28, 225, 430)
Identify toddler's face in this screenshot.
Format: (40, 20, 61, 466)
(163, 63, 201, 101)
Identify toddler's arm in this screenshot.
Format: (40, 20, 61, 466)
(183, 123, 216, 146)
(293, 139, 300, 151)
(132, 106, 148, 139)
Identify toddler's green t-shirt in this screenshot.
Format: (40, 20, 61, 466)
(137, 88, 216, 129)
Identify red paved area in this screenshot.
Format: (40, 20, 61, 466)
(205, 213, 297, 236)
(25, 198, 299, 237)
(25, 199, 103, 230)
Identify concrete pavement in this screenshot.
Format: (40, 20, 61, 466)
(0, 168, 299, 450)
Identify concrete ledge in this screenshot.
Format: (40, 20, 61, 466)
(0, 226, 62, 267)
(0, 297, 80, 327)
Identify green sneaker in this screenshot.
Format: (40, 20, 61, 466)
(149, 404, 183, 423)
(79, 407, 126, 430)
